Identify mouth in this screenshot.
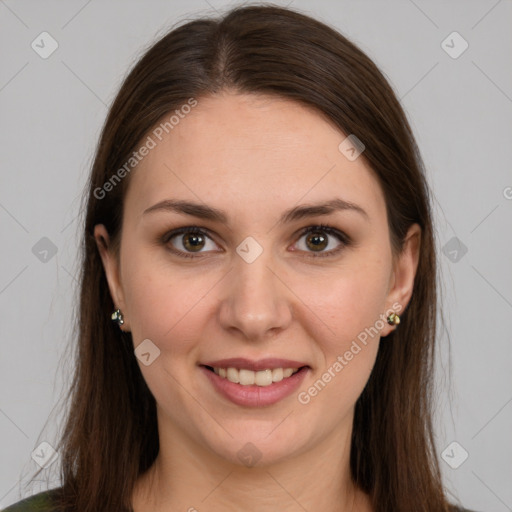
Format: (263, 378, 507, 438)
(201, 365, 309, 387)
(199, 361, 311, 407)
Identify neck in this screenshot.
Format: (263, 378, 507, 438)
(132, 408, 372, 512)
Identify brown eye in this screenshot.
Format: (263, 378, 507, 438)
(182, 232, 206, 252)
(162, 224, 350, 260)
(293, 224, 350, 257)
(163, 227, 219, 257)
(304, 231, 328, 251)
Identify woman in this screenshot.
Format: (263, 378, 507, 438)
(4, 4, 479, 512)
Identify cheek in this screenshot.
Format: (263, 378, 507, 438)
(119, 242, 208, 349)
(120, 250, 211, 402)
(290, 253, 390, 394)
(127, 280, 197, 348)
(293, 267, 387, 415)
(299, 259, 390, 342)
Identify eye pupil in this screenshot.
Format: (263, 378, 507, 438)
(306, 232, 328, 251)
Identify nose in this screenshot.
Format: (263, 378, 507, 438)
(218, 248, 293, 342)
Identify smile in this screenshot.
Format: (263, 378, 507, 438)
(208, 366, 301, 386)
(200, 365, 310, 407)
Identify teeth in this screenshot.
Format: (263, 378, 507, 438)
(212, 367, 301, 386)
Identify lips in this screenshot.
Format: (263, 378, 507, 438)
(200, 364, 310, 407)
(199, 357, 311, 372)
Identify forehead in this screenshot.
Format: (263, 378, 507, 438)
(124, 92, 385, 222)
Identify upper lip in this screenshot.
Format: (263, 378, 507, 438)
(200, 358, 311, 371)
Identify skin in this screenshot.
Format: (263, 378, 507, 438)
(94, 91, 420, 512)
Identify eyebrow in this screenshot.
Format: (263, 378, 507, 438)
(143, 198, 369, 224)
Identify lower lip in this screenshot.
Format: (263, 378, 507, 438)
(200, 366, 310, 407)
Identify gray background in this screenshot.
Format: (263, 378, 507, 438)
(0, 0, 511, 510)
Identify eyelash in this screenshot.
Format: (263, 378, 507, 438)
(160, 224, 351, 260)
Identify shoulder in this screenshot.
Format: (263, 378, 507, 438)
(452, 506, 481, 512)
(1, 487, 62, 512)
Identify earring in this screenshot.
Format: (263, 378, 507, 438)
(111, 308, 124, 326)
(387, 312, 400, 326)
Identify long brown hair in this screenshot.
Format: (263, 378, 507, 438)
(27, 4, 457, 511)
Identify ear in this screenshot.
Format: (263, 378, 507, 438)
(381, 223, 421, 337)
(93, 224, 130, 332)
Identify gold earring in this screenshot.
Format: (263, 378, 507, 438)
(111, 308, 124, 326)
(387, 312, 400, 326)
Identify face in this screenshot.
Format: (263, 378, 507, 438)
(95, 92, 420, 467)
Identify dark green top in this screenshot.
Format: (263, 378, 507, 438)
(1, 488, 480, 511)
(1, 489, 59, 512)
